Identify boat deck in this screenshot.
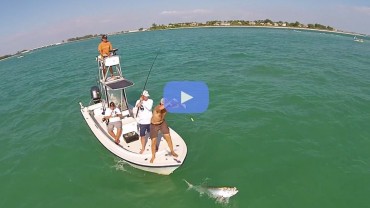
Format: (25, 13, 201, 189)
(90, 103, 187, 167)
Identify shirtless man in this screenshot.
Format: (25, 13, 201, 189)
(150, 98, 178, 163)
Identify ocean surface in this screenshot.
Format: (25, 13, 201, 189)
(1, 28, 370, 208)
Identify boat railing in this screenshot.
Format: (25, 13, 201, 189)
(96, 49, 124, 83)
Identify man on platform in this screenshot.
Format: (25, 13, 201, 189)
(98, 34, 114, 78)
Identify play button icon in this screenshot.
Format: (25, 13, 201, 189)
(163, 81, 209, 113)
(181, 91, 193, 104)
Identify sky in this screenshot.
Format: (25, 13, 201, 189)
(1, 0, 370, 56)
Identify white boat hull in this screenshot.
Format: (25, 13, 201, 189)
(80, 102, 187, 175)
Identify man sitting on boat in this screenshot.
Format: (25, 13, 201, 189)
(102, 102, 122, 144)
(150, 98, 178, 163)
(98, 34, 114, 78)
(135, 90, 153, 154)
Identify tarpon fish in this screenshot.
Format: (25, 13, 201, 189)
(184, 179, 238, 203)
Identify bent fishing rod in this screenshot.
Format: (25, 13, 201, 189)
(135, 50, 160, 117)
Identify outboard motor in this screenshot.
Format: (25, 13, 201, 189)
(90, 86, 101, 104)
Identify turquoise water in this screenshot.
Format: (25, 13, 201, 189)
(1, 28, 370, 207)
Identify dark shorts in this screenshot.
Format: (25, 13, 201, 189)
(139, 124, 150, 137)
(150, 120, 170, 138)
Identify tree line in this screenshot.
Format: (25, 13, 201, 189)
(150, 19, 335, 31)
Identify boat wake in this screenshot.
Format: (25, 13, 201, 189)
(228, 52, 248, 59)
(183, 179, 238, 204)
(112, 159, 130, 172)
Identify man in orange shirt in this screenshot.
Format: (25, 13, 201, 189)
(98, 35, 114, 78)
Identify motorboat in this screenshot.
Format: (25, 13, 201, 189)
(79, 50, 187, 175)
(354, 36, 364, 43)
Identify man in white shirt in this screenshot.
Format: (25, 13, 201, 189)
(135, 90, 153, 154)
(102, 102, 122, 144)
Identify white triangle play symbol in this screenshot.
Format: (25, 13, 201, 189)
(181, 91, 193, 104)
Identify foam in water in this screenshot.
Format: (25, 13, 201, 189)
(112, 159, 130, 172)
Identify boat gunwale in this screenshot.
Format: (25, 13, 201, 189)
(81, 107, 186, 169)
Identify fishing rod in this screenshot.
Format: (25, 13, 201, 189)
(135, 50, 160, 117)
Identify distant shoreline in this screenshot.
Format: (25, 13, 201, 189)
(1, 25, 366, 60)
(149, 25, 367, 37)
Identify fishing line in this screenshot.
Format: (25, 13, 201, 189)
(142, 50, 160, 93)
(135, 50, 161, 117)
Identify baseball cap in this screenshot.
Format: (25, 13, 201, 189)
(142, 90, 150, 97)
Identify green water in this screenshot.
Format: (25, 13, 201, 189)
(1, 28, 370, 208)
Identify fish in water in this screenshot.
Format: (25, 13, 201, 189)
(183, 179, 238, 203)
